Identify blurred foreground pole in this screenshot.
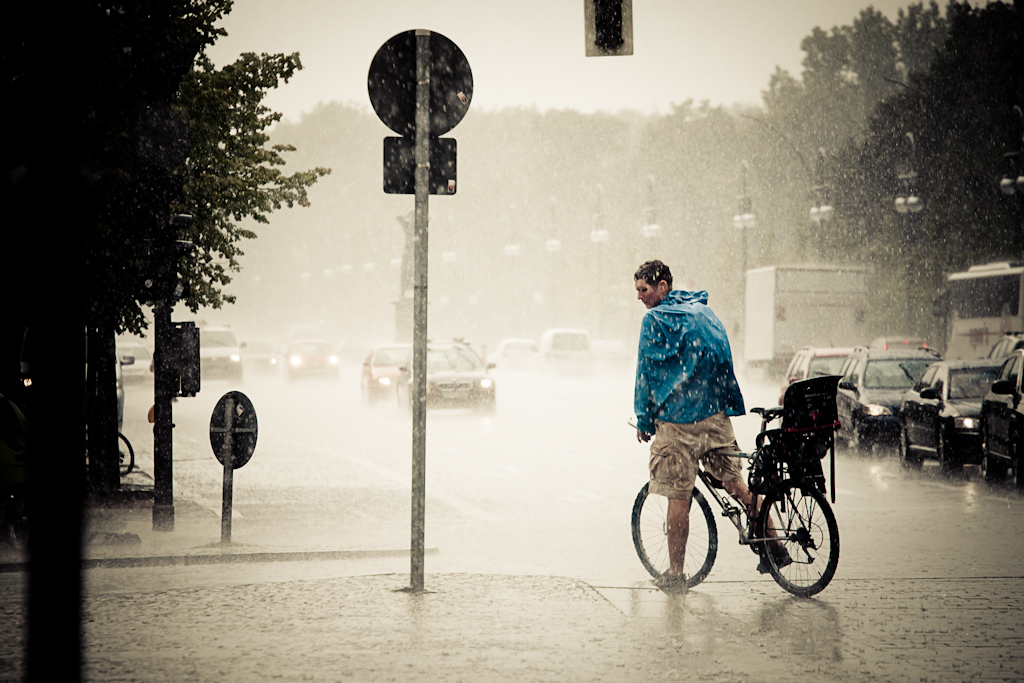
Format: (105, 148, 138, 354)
(409, 29, 431, 592)
(2, 8, 90, 681)
(27, 322, 86, 683)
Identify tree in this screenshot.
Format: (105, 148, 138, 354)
(829, 0, 1024, 340)
(4, 2, 330, 496)
(173, 52, 331, 316)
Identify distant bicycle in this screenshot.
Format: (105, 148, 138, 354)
(632, 376, 842, 597)
(118, 432, 135, 476)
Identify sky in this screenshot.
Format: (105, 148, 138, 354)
(206, 0, 926, 124)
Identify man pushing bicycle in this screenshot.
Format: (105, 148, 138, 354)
(632, 260, 790, 591)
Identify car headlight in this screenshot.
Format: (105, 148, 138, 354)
(329, 355, 339, 364)
(954, 416, 978, 430)
(479, 378, 493, 389)
(861, 404, 891, 417)
(378, 377, 391, 386)
(290, 356, 302, 367)
(230, 354, 241, 362)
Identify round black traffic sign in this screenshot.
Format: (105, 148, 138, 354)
(367, 30, 473, 138)
(209, 391, 257, 469)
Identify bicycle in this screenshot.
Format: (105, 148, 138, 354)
(118, 432, 135, 476)
(631, 375, 842, 597)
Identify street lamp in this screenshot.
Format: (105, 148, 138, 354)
(894, 133, 924, 215)
(641, 175, 661, 239)
(733, 161, 756, 275)
(893, 132, 925, 334)
(732, 161, 756, 351)
(998, 106, 1024, 199)
(809, 148, 834, 225)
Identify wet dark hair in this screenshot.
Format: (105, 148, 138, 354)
(634, 260, 673, 289)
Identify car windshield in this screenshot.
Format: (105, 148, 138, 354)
(551, 334, 589, 352)
(291, 341, 331, 355)
(949, 367, 998, 399)
(863, 359, 934, 389)
(374, 347, 410, 366)
(808, 356, 845, 377)
(202, 330, 238, 347)
(427, 347, 482, 372)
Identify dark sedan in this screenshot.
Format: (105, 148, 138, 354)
(980, 348, 1024, 488)
(397, 343, 496, 412)
(898, 359, 1000, 472)
(836, 346, 941, 452)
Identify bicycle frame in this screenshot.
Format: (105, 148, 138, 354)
(693, 460, 780, 551)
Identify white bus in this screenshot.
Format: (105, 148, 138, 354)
(943, 261, 1024, 360)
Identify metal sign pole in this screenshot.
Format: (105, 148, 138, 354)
(409, 29, 431, 592)
(220, 397, 235, 544)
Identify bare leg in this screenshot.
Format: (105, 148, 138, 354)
(723, 479, 777, 539)
(666, 496, 691, 575)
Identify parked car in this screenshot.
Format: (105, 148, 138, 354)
(199, 326, 243, 382)
(361, 344, 411, 403)
(115, 354, 124, 432)
(986, 334, 1024, 362)
(490, 338, 538, 371)
(396, 341, 495, 412)
(778, 346, 852, 404)
(898, 359, 1001, 471)
(116, 343, 153, 383)
(836, 345, 941, 451)
(980, 349, 1024, 488)
(869, 336, 932, 351)
(538, 328, 593, 375)
(239, 340, 279, 375)
(284, 339, 338, 381)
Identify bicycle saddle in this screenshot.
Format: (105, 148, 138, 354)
(751, 406, 784, 421)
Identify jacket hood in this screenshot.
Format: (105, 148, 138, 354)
(643, 290, 712, 363)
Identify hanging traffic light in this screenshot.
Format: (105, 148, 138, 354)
(585, 0, 633, 57)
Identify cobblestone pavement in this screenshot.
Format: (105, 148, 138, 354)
(2, 568, 1021, 682)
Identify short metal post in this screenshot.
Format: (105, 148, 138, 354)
(220, 398, 235, 544)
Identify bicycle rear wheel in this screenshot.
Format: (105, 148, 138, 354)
(631, 482, 717, 589)
(757, 483, 839, 597)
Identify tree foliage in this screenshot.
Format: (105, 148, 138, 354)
(826, 1, 1024, 337)
(175, 52, 331, 314)
(194, 1, 1019, 351)
(41, 2, 332, 335)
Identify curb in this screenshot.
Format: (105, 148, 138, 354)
(0, 546, 438, 573)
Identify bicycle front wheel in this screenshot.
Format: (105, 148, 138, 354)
(118, 432, 135, 476)
(757, 483, 839, 597)
(631, 483, 717, 589)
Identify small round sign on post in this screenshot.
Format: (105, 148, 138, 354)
(210, 391, 257, 469)
(210, 391, 257, 544)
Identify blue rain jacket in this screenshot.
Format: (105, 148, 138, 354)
(634, 289, 745, 434)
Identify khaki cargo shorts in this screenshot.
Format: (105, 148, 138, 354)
(649, 411, 744, 500)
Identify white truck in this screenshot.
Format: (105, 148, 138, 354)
(743, 264, 870, 378)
